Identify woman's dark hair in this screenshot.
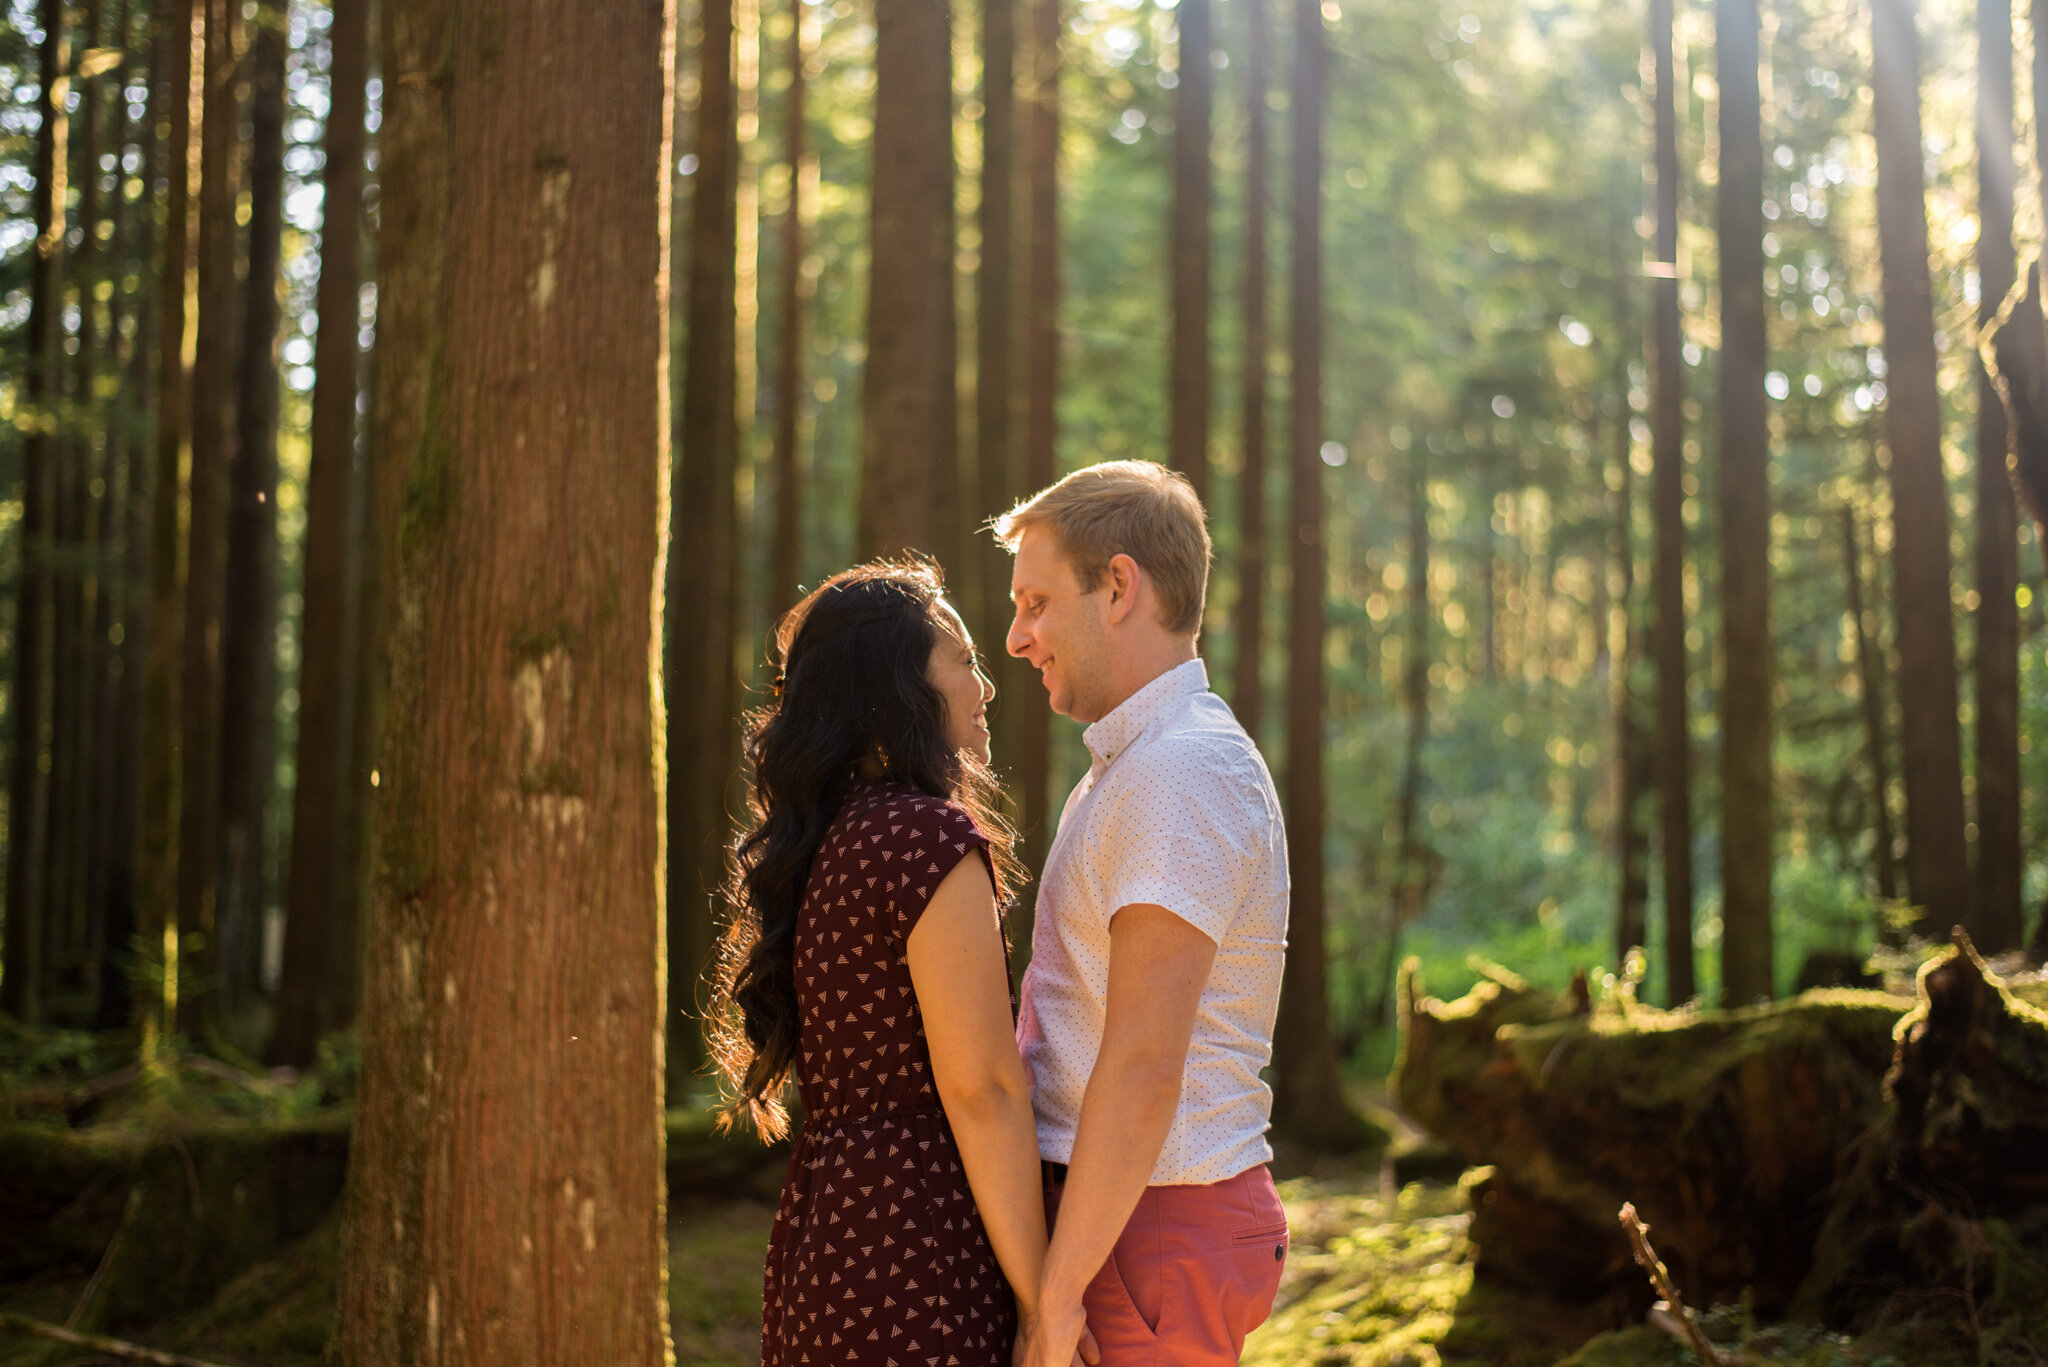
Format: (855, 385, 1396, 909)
(708, 556, 1020, 1140)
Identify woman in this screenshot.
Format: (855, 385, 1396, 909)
(711, 559, 1052, 1367)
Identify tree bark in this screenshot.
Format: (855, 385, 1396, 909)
(1374, 448, 1429, 1030)
(1974, 0, 2023, 954)
(1168, 0, 1211, 510)
(1017, 0, 1059, 913)
(1231, 0, 1268, 742)
(669, 0, 740, 1086)
(219, 0, 287, 1014)
(1270, 0, 1354, 1148)
(1844, 502, 1899, 903)
(330, 0, 676, 1361)
(174, 0, 241, 1038)
(1716, 0, 1773, 1006)
(1873, 0, 1970, 933)
(1648, 0, 1694, 1003)
(271, 0, 369, 1068)
(858, 0, 957, 561)
(3, 0, 70, 1025)
(1613, 286, 1649, 962)
(767, 0, 807, 620)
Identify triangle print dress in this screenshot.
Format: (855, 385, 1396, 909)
(761, 778, 1016, 1367)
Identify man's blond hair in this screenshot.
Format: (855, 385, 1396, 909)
(992, 460, 1211, 635)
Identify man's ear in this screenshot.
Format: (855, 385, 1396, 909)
(1104, 553, 1142, 626)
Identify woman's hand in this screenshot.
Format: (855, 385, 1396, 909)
(1018, 1299, 1099, 1367)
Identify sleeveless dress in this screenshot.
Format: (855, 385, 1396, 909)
(761, 779, 1016, 1367)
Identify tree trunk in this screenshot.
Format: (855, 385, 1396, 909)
(1974, 0, 2023, 954)
(1613, 288, 1649, 962)
(669, 0, 740, 1087)
(1017, 0, 1059, 913)
(1168, 0, 1211, 510)
(1873, 0, 1970, 933)
(174, 0, 241, 1039)
(3, 0, 70, 1025)
(271, 0, 369, 1068)
(219, 0, 286, 1015)
(330, 0, 675, 1361)
(767, 0, 807, 620)
(858, 0, 956, 561)
(1844, 502, 1899, 903)
(1716, 0, 1773, 1006)
(1270, 0, 1355, 1149)
(1648, 0, 1695, 1003)
(1374, 448, 1429, 1030)
(1231, 0, 1268, 742)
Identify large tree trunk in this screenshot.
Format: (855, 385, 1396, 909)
(174, 0, 241, 1039)
(669, 0, 740, 1087)
(330, 1, 675, 1361)
(1844, 503, 1900, 903)
(1270, 0, 1355, 1149)
(271, 0, 369, 1068)
(1974, 0, 2024, 954)
(1373, 448, 1430, 1031)
(1874, 0, 1969, 933)
(1716, 0, 1773, 1005)
(1613, 282, 1649, 962)
(1648, 0, 1694, 1003)
(1017, 0, 1059, 916)
(858, 0, 956, 561)
(138, 0, 199, 1045)
(1231, 0, 1268, 742)
(1168, 0, 1211, 510)
(219, 0, 287, 1015)
(767, 0, 807, 621)
(3, 0, 70, 1025)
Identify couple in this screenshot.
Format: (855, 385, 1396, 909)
(711, 460, 1291, 1367)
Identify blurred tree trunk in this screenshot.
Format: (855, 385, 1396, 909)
(1613, 280, 1649, 962)
(271, 0, 369, 1068)
(1843, 502, 1899, 904)
(219, 0, 287, 1013)
(1271, 0, 1354, 1147)
(140, 0, 197, 1044)
(95, 0, 153, 1031)
(858, 0, 956, 561)
(1973, 0, 2023, 953)
(1873, 0, 1969, 933)
(670, 0, 739, 1087)
(1169, 0, 1211, 510)
(767, 0, 807, 620)
(1231, 0, 1268, 742)
(1373, 448, 1429, 1030)
(1716, 0, 1773, 1006)
(1017, 0, 1059, 909)
(330, 0, 675, 1357)
(4, 0, 69, 1025)
(1648, 0, 1694, 1003)
(51, 0, 107, 1010)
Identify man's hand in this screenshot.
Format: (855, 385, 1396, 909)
(1018, 1300, 1099, 1367)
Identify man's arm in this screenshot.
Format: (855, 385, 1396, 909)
(1024, 903, 1217, 1367)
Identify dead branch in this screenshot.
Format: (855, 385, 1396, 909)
(0, 1313, 241, 1367)
(1620, 1202, 1727, 1366)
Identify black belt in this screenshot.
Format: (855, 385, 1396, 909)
(1042, 1159, 1068, 1185)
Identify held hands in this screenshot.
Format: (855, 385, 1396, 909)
(1015, 1301, 1100, 1367)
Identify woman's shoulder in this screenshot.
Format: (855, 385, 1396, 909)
(845, 781, 983, 852)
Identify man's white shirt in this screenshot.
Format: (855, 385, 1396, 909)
(1015, 658, 1289, 1186)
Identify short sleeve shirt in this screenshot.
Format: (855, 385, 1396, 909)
(1015, 659, 1289, 1185)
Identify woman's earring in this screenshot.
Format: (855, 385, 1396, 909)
(874, 743, 891, 772)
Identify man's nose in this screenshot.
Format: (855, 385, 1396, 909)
(1006, 614, 1030, 658)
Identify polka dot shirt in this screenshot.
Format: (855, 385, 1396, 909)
(1015, 658, 1289, 1185)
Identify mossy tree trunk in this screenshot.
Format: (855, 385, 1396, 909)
(1843, 503, 1900, 903)
(767, 0, 808, 622)
(1017, 0, 1059, 920)
(1231, 0, 1269, 743)
(1169, 0, 1211, 510)
(332, 0, 676, 1361)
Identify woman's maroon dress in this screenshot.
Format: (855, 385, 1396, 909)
(761, 780, 1016, 1367)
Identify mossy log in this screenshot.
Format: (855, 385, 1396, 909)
(1394, 959, 1911, 1313)
(1395, 942, 2048, 1343)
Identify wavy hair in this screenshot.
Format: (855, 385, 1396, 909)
(708, 557, 1020, 1140)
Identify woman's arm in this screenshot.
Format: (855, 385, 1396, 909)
(906, 853, 1050, 1333)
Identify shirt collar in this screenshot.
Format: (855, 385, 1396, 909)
(1082, 658, 1209, 768)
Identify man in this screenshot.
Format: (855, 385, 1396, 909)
(995, 461, 1291, 1367)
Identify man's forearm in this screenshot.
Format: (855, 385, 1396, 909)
(1038, 1049, 1182, 1309)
